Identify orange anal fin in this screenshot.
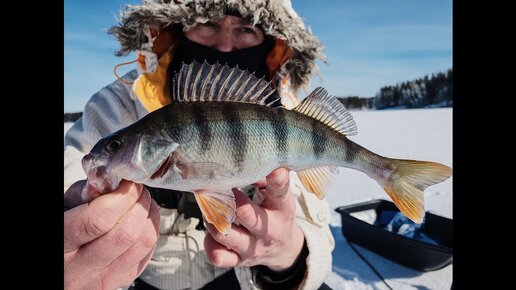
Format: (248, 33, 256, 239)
(296, 166, 339, 199)
(193, 190, 236, 235)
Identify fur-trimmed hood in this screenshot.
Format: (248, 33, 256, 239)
(108, 0, 325, 91)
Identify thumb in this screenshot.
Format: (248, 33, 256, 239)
(64, 180, 89, 210)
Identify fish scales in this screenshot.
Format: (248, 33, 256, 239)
(144, 102, 369, 183)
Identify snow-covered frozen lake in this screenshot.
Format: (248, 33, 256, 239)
(325, 108, 452, 224)
(64, 107, 453, 289)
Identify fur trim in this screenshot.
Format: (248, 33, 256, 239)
(108, 0, 325, 91)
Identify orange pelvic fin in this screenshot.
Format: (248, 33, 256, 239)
(193, 190, 236, 235)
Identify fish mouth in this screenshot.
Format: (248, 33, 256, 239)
(82, 153, 122, 194)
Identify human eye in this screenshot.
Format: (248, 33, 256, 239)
(193, 21, 220, 37)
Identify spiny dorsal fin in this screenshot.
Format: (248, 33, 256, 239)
(172, 61, 280, 107)
(297, 166, 339, 199)
(294, 87, 358, 136)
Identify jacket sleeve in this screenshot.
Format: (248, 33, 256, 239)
(290, 172, 334, 290)
(64, 70, 144, 192)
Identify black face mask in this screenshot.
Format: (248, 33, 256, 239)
(169, 33, 276, 80)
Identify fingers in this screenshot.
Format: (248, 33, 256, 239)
(204, 232, 242, 268)
(204, 188, 285, 268)
(71, 186, 153, 270)
(204, 188, 300, 270)
(104, 248, 156, 290)
(203, 190, 261, 268)
(252, 178, 267, 190)
(265, 167, 290, 197)
(64, 180, 144, 252)
(232, 189, 267, 235)
(100, 198, 160, 289)
(262, 167, 293, 211)
(204, 167, 296, 269)
(205, 218, 253, 255)
(230, 168, 295, 234)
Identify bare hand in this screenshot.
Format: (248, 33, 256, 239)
(204, 168, 305, 271)
(64, 180, 160, 289)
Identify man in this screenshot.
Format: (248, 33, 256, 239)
(64, 1, 334, 289)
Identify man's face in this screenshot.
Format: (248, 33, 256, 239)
(185, 15, 265, 52)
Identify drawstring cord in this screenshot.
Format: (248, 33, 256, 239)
(114, 59, 138, 85)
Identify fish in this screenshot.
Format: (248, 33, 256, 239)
(81, 61, 452, 234)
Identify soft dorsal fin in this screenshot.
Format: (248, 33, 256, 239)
(172, 61, 280, 107)
(294, 87, 358, 136)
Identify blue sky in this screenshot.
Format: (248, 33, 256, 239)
(64, 0, 452, 113)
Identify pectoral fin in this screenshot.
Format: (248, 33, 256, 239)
(193, 190, 236, 235)
(166, 149, 235, 180)
(177, 162, 235, 180)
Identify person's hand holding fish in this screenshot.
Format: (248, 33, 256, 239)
(204, 167, 305, 271)
(64, 180, 160, 289)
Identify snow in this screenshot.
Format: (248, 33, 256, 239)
(324, 108, 452, 290)
(64, 122, 74, 138)
(326, 108, 453, 224)
(64, 108, 453, 289)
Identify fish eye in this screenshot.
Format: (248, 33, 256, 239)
(106, 137, 122, 152)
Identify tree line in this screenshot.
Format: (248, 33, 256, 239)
(336, 68, 452, 110)
(64, 112, 82, 122)
(374, 69, 452, 110)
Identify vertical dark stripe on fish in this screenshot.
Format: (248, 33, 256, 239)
(271, 108, 288, 162)
(162, 105, 182, 140)
(192, 103, 211, 155)
(222, 103, 246, 171)
(343, 138, 357, 164)
(311, 118, 327, 158)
